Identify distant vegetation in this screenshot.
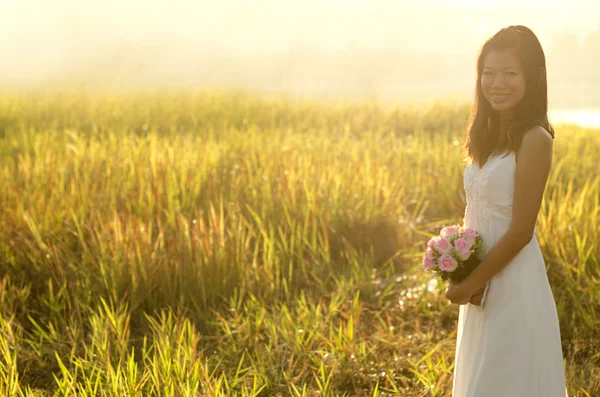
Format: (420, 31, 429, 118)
(0, 91, 598, 396)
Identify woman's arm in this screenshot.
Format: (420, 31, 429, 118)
(446, 125, 553, 303)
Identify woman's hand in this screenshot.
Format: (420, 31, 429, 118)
(469, 286, 487, 306)
(445, 279, 479, 305)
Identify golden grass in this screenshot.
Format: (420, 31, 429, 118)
(0, 90, 597, 396)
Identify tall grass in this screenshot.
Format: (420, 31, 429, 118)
(0, 90, 598, 396)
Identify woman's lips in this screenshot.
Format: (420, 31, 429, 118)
(491, 93, 510, 103)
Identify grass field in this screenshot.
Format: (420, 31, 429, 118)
(0, 90, 598, 396)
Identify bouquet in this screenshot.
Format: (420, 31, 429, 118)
(423, 225, 489, 305)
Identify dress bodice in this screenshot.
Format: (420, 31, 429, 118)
(463, 151, 516, 225)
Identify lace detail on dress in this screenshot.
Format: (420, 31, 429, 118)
(463, 155, 513, 223)
(464, 201, 513, 223)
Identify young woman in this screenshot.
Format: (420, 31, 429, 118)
(444, 25, 568, 396)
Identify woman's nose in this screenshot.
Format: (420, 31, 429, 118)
(491, 75, 506, 87)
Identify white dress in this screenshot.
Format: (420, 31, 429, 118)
(453, 150, 567, 397)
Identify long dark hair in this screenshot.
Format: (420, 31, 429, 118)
(464, 25, 554, 167)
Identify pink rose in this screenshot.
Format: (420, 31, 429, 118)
(422, 248, 437, 270)
(453, 238, 472, 252)
(422, 255, 437, 270)
(453, 238, 473, 261)
(433, 236, 452, 254)
(438, 253, 458, 272)
(459, 228, 478, 244)
(440, 225, 461, 238)
(427, 237, 437, 249)
(456, 247, 473, 261)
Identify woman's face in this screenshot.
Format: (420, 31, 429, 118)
(480, 48, 526, 119)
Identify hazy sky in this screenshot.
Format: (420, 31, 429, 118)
(2, 0, 599, 52)
(1, 0, 600, 101)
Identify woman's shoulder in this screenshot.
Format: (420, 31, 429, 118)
(522, 124, 554, 142)
(514, 125, 553, 164)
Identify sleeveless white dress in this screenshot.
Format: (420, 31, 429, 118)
(452, 150, 568, 397)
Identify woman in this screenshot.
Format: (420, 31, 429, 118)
(444, 25, 568, 396)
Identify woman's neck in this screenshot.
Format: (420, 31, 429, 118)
(499, 115, 515, 134)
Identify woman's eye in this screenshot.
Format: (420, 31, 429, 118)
(507, 72, 517, 76)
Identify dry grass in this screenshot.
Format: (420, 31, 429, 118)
(0, 90, 597, 396)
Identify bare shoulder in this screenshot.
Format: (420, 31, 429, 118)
(517, 125, 553, 162)
(522, 125, 553, 148)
